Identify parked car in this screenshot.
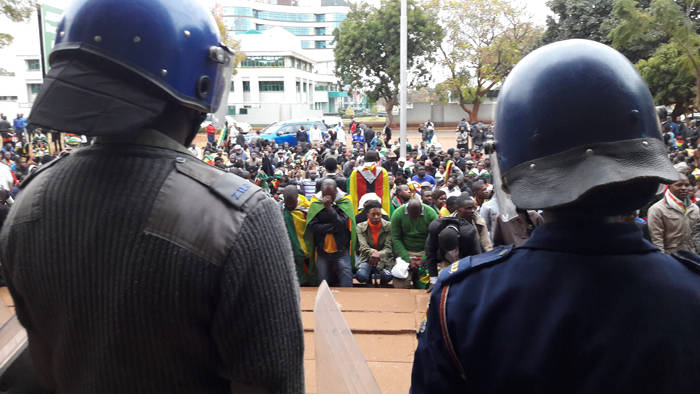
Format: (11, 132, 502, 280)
(250, 119, 328, 146)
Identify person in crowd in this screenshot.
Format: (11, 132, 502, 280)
(441, 175, 462, 199)
(205, 123, 216, 145)
(316, 157, 347, 193)
(13, 114, 26, 143)
(492, 209, 544, 247)
(432, 189, 448, 217)
(364, 126, 376, 149)
(355, 200, 395, 286)
(0, 115, 10, 135)
(421, 189, 439, 215)
(456, 125, 469, 151)
(412, 39, 700, 393)
(301, 169, 319, 199)
(349, 150, 390, 215)
(383, 124, 392, 145)
(391, 184, 411, 215)
(305, 179, 355, 287)
(282, 185, 314, 286)
(452, 194, 492, 252)
(424, 197, 483, 286)
(412, 165, 436, 188)
(309, 124, 324, 149)
(391, 199, 438, 289)
(648, 173, 700, 253)
(1, 0, 304, 392)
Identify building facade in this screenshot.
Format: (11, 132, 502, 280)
(0, 12, 44, 119)
(220, 0, 350, 124)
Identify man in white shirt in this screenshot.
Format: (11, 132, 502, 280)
(309, 125, 324, 149)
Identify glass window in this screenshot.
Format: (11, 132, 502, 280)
(282, 26, 311, 35)
(254, 10, 313, 22)
(227, 106, 236, 115)
(259, 81, 284, 92)
(230, 81, 235, 92)
(315, 14, 325, 22)
(241, 56, 284, 68)
(303, 83, 307, 92)
(0, 96, 18, 101)
(26, 59, 40, 71)
(315, 41, 326, 49)
(301, 40, 314, 49)
(243, 81, 250, 92)
(296, 81, 301, 92)
(240, 108, 248, 115)
(233, 17, 252, 31)
(315, 27, 326, 36)
(28, 83, 42, 94)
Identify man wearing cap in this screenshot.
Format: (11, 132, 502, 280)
(412, 40, 700, 392)
(0, 1, 304, 392)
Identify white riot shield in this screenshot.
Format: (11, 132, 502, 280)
(0, 303, 27, 375)
(314, 281, 381, 394)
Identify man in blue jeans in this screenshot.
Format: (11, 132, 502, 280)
(355, 200, 394, 285)
(306, 179, 355, 287)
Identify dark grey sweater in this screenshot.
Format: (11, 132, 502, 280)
(0, 130, 304, 393)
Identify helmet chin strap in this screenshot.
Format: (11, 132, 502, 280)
(185, 112, 207, 146)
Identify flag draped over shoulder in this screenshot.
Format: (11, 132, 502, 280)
(283, 207, 314, 285)
(303, 195, 357, 276)
(349, 163, 390, 215)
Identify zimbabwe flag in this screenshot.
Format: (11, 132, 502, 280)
(348, 164, 390, 215)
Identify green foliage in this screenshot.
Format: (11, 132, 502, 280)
(434, 0, 541, 121)
(611, 0, 700, 109)
(333, 0, 443, 123)
(1, 0, 35, 48)
(213, 9, 245, 75)
(637, 42, 696, 113)
(541, 0, 615, 44)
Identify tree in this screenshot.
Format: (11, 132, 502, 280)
(611, 0, 700, 112)
(637, 42, 696, 115)
(434, 0, 541, 122)
(212, 8, 245, 74)
(1, 0, 35, 48)
(333, 0, 443, 126)
(541, 0, 615, 45)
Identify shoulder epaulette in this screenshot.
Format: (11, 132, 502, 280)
(174, 157, 263, 210)
(20, 152, 69, 189)
(672, 250, 700, 274)
(438, 245, 514, 285)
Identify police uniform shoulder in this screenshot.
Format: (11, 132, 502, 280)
(20, 152, 69, 189)
(438, 245, 515, 285)
(672, 250, 700, 274)
(173, 156, 264, 210)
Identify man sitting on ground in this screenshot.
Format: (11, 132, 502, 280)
(355, 200, 395, 286)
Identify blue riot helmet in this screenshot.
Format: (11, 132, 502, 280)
(28, 0, 234, 136)
(491, 39, 678, 213)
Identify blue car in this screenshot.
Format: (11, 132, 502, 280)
(251, 119, 328, 146)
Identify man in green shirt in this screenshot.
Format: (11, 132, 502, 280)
(391, 199, 438, 288)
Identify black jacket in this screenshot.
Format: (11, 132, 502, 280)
(424, 217, 481, 277)
(307, 204, 351, 255)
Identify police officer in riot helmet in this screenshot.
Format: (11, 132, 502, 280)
(411, 40, 700, 393)
(0, 0, 304, 393)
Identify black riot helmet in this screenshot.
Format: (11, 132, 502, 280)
(491, 40, 678, 215)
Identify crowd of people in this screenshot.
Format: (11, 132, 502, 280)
(1, 110, 699, 290)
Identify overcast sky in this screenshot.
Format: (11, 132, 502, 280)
(47, 0, 553, 26)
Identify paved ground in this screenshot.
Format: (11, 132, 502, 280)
(300, 286, 429, 394)
(0, 287, 428, 394)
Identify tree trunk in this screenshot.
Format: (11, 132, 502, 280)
(459, 102, 473, 120)
(470, 99, 481, 123)
(385, 99, 395, 127)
